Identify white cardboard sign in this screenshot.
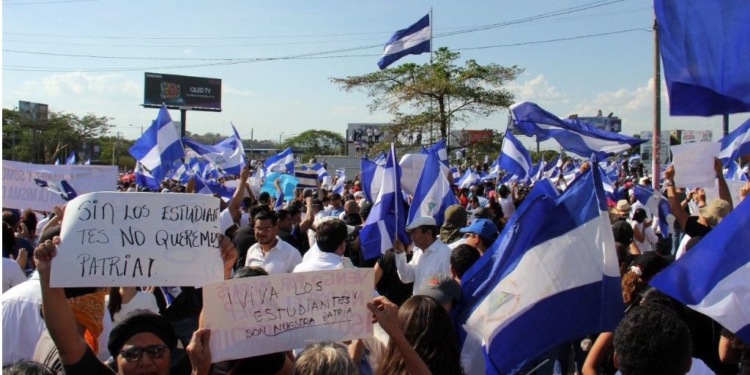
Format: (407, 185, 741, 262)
(51, 192, 225, 287)
(671, 142, 720, 188)
(203, 269, 374, 362)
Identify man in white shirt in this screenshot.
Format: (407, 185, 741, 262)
(244, 211, 302, 274)
(294, 218, 347, 272)
(3, 257, 27, 293)
(2, 272, 43, 365)
(497, 185, 515, 219)
(394, 216, 452, 294)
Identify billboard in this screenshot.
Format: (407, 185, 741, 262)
(639, 131, 671, 174)
(18, 101, 49, 123)
(576, 116, 622, 133)
(449, 129, 494, 147)
(143, 72, 222, 112)
(680, 130, 713, 144)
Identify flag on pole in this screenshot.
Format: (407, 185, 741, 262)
(511, 102, 646, 158)
(84, 158, 91, 166)
(407, 148, 459, 226)
(457, 169, 479, 189)
(359, 144, 410, 260)
(65, 151, 76, 165)
(193, 175, 235, 200)
(454, 162, 622, 374)
(33, 179, 78, 201)
(182, 124, 246, 175)
(718, 118, 750, 165)
(134, 162, 160, 191)
(499, 127, 532, 180)
(54, 158, 60, 165)
(377, 14, 431, 70)
(264, 147, 295, 174)
(654, 0, 750, 116)
(360, 158, 384, 203)
(650, 196, 750, 342)
(128, 105, 185, 182)
(332, 169, 346, 195)
(633, 185, 672, 238)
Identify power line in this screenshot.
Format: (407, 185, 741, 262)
(2, 28, 650, 73)
(3, 0, 99, 5)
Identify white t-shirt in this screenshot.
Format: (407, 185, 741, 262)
(2, 258, 27, 293)
(632, 222, 658, 253)
(105, 291, 160, 324)
(2, 275, 43, 365)
(245, 238, 302, 274)
(498, 196, 515, 219)
(395, 239, 452, 294)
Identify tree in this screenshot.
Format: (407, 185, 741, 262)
(2, 108, 113, 163)
(331, 47, 523, 146)
(282, 130, 346, 161)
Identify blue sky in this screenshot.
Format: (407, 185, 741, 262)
(2, 0, 746, 151)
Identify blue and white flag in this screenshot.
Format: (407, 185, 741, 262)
(193, 175, 235, 200)
(134, 162, 160, 191)
(264, 147, 295, 174)
(273, 185, 285, 211)
(372, 151, 387, 165)
(129, 105, 185, 182)
(454, 162, 622, 374)
(332, 169, 346, 195)
(650, 196, 750, 342)
(450, 165, 461, 184)
(33, 178, 78, 201)
(84, 158, 91, 166)
(489, 156, 502, 176)
(377, 14, 431, 70)
(724, 160, 748, 181)
(425, 139, 449, 167)
(633, 185, 672, 238)
(182, 124, 246, 176)
(718, 118, 750, 165)
(360, 144, 410, 260)
(457, 168, 480, 189)
(54, 158, 60, 165)
(360, 158, 384, 203)
(499, 127, 532, 180)
(528, 158, 543, 183)
(543, 154, 561, 178)
(65, 151, 76, 165)
(407, 148, 459, 226)
(511, 102, 646, 158)
(299, 163, 328, 180)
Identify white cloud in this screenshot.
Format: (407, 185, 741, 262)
(330, 105, 356, 115)
(507, 74, 568, 105)
(183, 49, 194, 54)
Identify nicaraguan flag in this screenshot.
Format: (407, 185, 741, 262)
(299, 163, 328, 181)
(65, 151, 76, 165)
(633, 184, 672, 237)
(718, 118, 750, 165)
(724, 160, 748, 181)
(359, 144, 410, 260)
(54, 158, 60, 165)
(134, 162, 160, 191)
(129, 105, 185, 182)
(543, 154, 561, 178)
(499, 127, 532, 180)
(332, 169, 346, 195)
(194, 175, 235, 200)
(655, 0, 750, 116)
(511, 102, 646, 158)
(457, 168, 479, 189)
(453, 162, 623, 374)
(182, 124, 246, 176)
(489, 156, 502, 176)
(650, 196, 750, 342)
(273, 184, 285, 210)
(377, 14, 431, 70)
(450, 165, 461, 184)
(407, 148, 459, 226)
(528, 158, 544, 183)
(372, 151, 387, 165)
(360, 158, 385, 203)
(34, 178, 78, 201)
(425, 139, 449, 167)
(264, 147, 295, 174)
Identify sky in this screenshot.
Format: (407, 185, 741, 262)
(2, 0, 747, 152)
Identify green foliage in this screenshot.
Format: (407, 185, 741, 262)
(331, 47, 523, 146)
(2, 107, 114, 164)
(282, 130, 346, 161)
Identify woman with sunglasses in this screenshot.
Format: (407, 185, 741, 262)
(33, 235, 237, 375)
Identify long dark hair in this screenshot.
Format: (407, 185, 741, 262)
(107, 287, 122, 319)
(377, 295, 464, 375)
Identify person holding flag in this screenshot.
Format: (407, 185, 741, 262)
(393, 216, 452, 294)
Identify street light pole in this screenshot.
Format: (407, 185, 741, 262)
(129, 123, 143, 135)
(279, 132, 284, 146)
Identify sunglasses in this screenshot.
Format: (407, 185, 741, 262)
(119, 344, 168, 362)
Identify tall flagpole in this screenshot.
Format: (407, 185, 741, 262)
(391, 143, 400, 241)
(429, 8, 435, 145)
(651, 17, 661, 191)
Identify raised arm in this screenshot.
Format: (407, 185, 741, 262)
(663, 165, 689, 230)
(367, 296, 432, 375)
(35, 239, 89, 365)
(714, 158, 733, 209)
(299, 196, 315, 233)
(226, 166, 250, 222)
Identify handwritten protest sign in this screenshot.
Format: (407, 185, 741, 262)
(51, 192, 224, 287)
(671, 142, 720, 188)
(203, 269, 374, 362)
(2, 160, 117, 211)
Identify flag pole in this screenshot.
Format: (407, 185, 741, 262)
(651, 17, 661, 190)
(429, 8, 435, 146)
(391, 143, 400, 242)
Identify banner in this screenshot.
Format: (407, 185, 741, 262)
(2, 161, 117, 211)
(203, 269, 374, 362)
(144, 72, 222, 112)
(51, 192, 225, 287)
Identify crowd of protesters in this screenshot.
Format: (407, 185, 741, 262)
(3, 152, 749, 375)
